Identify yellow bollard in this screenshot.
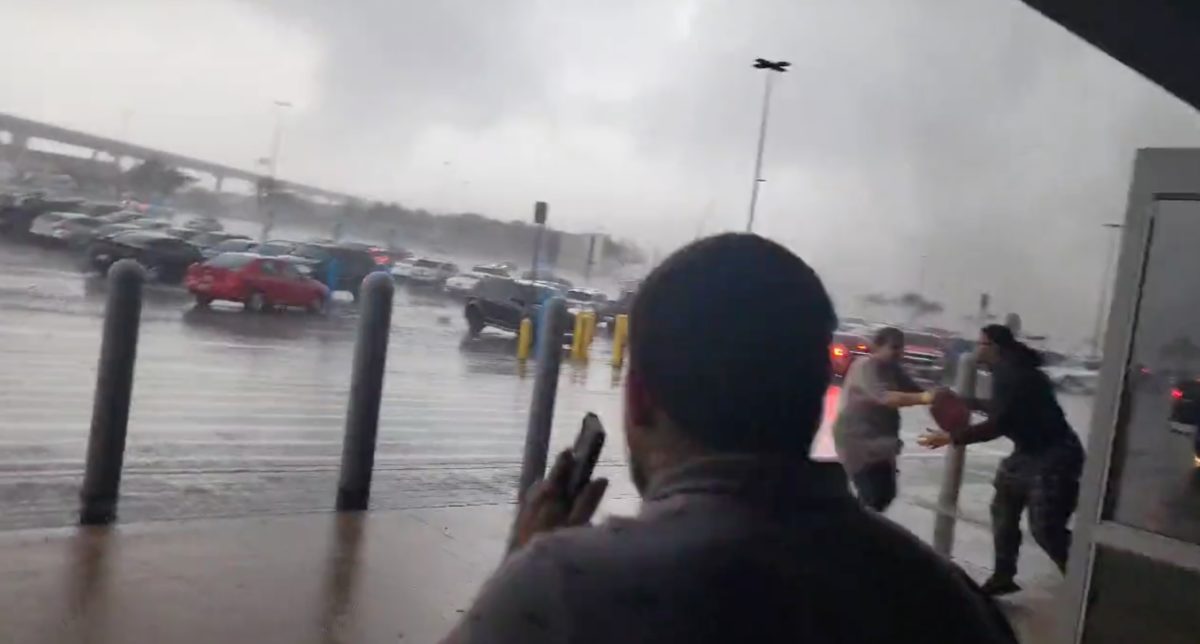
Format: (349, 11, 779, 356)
(570, 312, 587, 360)
(611, 314, 629, 368)
(582, 312, 597, 351)
(517, 317, 533, 361)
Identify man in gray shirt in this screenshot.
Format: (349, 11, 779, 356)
(444, 234, 1015, 643)
(833, 326, 934, 512)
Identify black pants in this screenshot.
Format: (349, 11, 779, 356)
(853, 460, 897, 512)
(990, 442, 1083, 579)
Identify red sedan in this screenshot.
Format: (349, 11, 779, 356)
(185, 253, 329, 313)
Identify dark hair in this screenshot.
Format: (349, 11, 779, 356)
(873, 326, 905, 349)
(981, 324, 1042, 367)
(629, 233, 836, 455)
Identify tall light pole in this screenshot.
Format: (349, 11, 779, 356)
(267, 100, 293, 179)
(1090, 222, 1123, 357)
(746, 58, 789, 233)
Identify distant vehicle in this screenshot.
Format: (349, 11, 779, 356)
(83, 202, 125, 217)
(391, 257, 419, 280)
(202, 237, 258, 259)
(255, 239, 301, 257)
(75, 222, 140, 247)
(407, 258, 460, 285)
(85, 231, 204, 284)
(565, 288, 609, 313)
(520, 270, 573, 289)
(444, 264, 513, 297)
(163, 227, 204, 242)
(284, 242, 381, 298)
(183, 216, 223, 232)
(900, 330, 947, 383)
(1043, 358, 1101, 394)
(190, 231, 250, 252)
(129, 217, 173, 231)
(185, 253, 328, 313)
(29, 211, 96, 243)
(831, 331, 871, 378)
(98, 210, 148, 225)
(464, 277, 567, 337)
(1170, 378, 1200, 428)
(338, 242, 407, 267)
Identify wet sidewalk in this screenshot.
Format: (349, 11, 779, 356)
(0, 496, 1061, 643)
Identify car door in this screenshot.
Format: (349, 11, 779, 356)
(255, 260, 289, 303)
(275, 261, 311, 306)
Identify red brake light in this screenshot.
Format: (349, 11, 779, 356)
(856, 344, 868, 352)
(832, 345, 847, 358)
(1172, 388, 1183, 400)
(373, 255, 390, 265)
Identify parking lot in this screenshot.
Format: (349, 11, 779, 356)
(0, 238, 1099, 532)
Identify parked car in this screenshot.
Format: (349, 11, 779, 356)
(407, 258, 460, 286)
(338, 242, 408, 267)
(72, 222, 140, 247)
(520, 270, 573, 289)
(202, 237, 258, 259)
(163, 227, 205, 242)
(1043, 358, 1102, 394)
(285, 242, 381, 298)
(597, 287, 637, 326)
(190, 231, 250, 252)
(29, 211, 96, 243)
(47, 214, 106, 246)
(831, 331, 871, 378)
(565, 288, 609, 314)
(85, 231, 204, 284)
(391, 256, 419, 281)
(444, 264, 514, 297)
(97, 210, 146, 225)
(183, 216, 223, 232)
(464, 277, 568, 337)
(900, 330, 947, 384)
(184, 253, 328, 313)
(129, 217, 172, 231)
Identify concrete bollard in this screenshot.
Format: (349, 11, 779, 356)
(79, 260, 145, 525)
(516, 317, 533, 361)
(932, 352, 978, 556)
(517, 297, 568, 501)
(611, 314, 629, 368)
(336, 273, 395, 511)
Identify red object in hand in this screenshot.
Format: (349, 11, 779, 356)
(930, 389, 971, 433)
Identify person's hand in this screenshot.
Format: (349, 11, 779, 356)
(510, 449, 608, 553)
(917, 429, 952, 449)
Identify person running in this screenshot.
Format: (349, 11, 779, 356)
(919, 324, 1084, 596)
(833, 327, 935, 512)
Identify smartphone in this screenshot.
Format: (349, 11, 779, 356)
(568, 413, 606, 498)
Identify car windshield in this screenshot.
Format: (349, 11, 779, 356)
(414, 259, 442, 268)
(205, 254, 256, 269)
(473, 265, 508, 277)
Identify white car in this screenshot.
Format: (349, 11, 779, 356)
(444, 264, 514, 297)
(407, 258, 460, 285)
(1043, 359, 1101, 394)
(29, 211, 95, 240)
(565, 287, 609, 313)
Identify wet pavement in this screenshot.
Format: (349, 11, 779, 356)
(0, 236, 1095, 543)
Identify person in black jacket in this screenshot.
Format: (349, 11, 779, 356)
(919, 324, 1084, 596)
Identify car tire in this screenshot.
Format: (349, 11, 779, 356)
(194, 295, 212, 309)
(465, 305, 485, 338)
(244, 291, 270, 313)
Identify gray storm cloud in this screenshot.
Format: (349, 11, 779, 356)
(3, 0, 1198, 346)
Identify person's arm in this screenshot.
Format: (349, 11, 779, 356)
(849, 360, 932, 409)
(952, 371, 1015, 445)
(950, 418, 1004, 445)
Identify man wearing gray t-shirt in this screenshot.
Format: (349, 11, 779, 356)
(833, 327, 934, 511)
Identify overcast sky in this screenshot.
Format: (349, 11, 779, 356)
(1, 0, 1197, 347)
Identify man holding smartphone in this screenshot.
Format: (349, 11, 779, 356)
(444, 234, 1015, 643)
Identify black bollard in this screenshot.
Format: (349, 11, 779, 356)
(336, 273, 395, 511)
(79, 260, 145, 525)
(516, 297, 568, 502)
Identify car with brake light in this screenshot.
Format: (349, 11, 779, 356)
(185, 253, 328, 313)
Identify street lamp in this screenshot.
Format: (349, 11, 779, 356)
(1090, 222, 1123, 358)
(746, 58, 790, 233)
(267, 100, 293, 179)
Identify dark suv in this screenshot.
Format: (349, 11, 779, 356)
(464, 278, 568, 337)
(86, 230, 204, 284)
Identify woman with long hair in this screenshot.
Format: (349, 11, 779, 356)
(919, 324, 1084, 596)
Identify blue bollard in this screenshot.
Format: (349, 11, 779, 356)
(517, 297, 568, 502)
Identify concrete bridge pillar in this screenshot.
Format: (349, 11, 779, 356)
(214, 173, 225, 192)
